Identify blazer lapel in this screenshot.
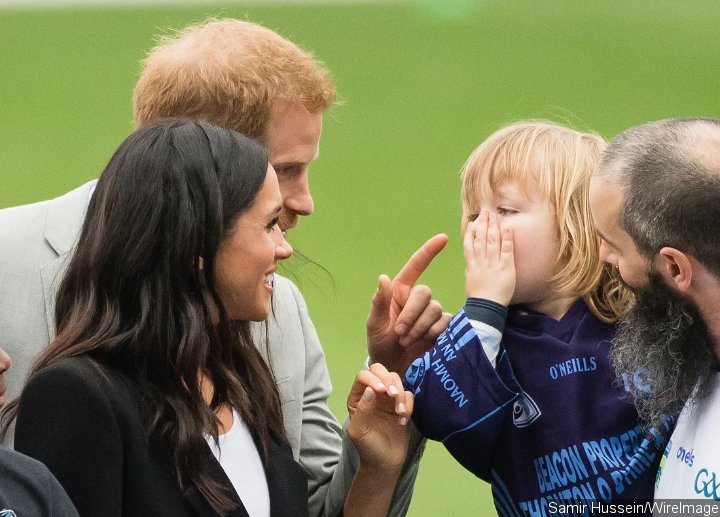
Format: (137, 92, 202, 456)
(184, 438, 308, 516)
(40, 180, 97, 338)
(264, 440, 309, 517)
(183, 444, 250, 517)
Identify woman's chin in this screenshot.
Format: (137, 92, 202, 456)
(245, 304, 272, 322)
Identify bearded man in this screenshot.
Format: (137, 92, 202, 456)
(589, 117, 720, 499)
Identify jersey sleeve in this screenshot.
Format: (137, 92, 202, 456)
(403, 301, 522, 479)
(465, 297, 507, 368)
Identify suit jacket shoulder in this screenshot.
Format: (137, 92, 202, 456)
(0, 180, 96, 261)
(0, 181, 97, 405)
(0, 447, 80, 516)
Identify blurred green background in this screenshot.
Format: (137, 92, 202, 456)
(2, 1, 720, 515)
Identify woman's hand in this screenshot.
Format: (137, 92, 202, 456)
(464, 211, 516, 306)
(346, 363, 414, 472)
(344, 363, 414, 517)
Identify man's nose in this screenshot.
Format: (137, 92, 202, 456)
(0, 348, 12, 374)
(283, 174, 314, 216)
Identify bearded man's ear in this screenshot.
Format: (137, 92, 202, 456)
(655, 247, 693, 293)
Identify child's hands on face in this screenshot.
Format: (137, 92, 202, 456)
(464, 211, 516, 306)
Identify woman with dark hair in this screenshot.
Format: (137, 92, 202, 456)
(1, 118, 412, 516)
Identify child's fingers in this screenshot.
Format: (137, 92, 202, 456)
(486, 212, 500, 260)
(500, 228, 514, 267)
(463, 219, 476, 264)
(474, 211, 489, 258)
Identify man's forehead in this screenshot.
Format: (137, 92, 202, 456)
(590, 175, 625, 230)
(590, 173, 623, 200)
(265, 103, 322, 156)
(267, 101, 322, 129)
(592, 155, 625, 179)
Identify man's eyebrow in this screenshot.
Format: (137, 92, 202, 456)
(273, 160, 300, 168)
(273, 159, 307, 170)
(273, 148, 319, 168)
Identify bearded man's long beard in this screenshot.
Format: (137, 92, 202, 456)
(611, 273, 719, 429)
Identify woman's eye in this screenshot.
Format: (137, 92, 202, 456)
(497, 207, 516, 215)
(266, 217, 279, 231)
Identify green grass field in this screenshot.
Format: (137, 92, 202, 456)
(2, 1, 720, 515)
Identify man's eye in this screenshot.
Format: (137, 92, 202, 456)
(276, 166, 299, 177)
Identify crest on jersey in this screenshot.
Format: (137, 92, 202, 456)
(405, 354, 428, 387)
(512, 391, 541, 428)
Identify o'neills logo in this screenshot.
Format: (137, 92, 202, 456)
(549, 356, 597, 380)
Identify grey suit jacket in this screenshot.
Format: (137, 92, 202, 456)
(0, 181, 422, 516)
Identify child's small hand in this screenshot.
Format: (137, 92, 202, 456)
(464, 211, 516, 306)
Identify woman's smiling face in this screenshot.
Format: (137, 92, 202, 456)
(214, 165, 293, 321)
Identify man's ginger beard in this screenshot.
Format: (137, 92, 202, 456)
(279, 210, 299, 233)
(611, 272, 718, 429)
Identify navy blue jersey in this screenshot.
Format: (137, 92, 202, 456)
(404, 299, 673, 516)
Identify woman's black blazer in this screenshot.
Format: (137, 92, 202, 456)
(14, 356, 308, 517)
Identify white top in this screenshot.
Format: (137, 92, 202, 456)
(205, 409, 270, 517)
(655, 373, 720, 501)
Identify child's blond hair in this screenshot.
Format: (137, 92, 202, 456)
(460, 121, 632, 323)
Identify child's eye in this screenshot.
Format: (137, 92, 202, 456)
(467, 213, 479, 222)
(497, 207, 517, 216)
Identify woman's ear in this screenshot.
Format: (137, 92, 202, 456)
(197, 256, 205, 271)
(655, 247, 693, 292)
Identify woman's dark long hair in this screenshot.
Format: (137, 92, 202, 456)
(1, 118, 285, 514)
